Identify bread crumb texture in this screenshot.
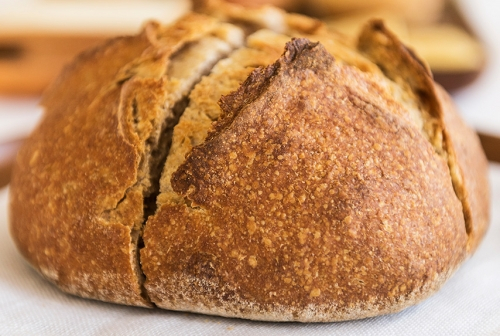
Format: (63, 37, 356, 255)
(9, 0, 489, 322)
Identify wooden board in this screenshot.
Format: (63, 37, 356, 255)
(0, 34, 107, 95)
(0, 1, 190, 95)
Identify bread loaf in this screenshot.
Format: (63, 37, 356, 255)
(9, 1, 489, 322)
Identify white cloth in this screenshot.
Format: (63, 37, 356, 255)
(1, 0, 500, 334)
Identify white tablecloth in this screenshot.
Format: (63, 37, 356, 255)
(1, 0, 500, 334)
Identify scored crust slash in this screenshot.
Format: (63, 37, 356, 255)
(8, 0, 489, 322)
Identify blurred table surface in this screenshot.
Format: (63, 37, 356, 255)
(1, 0, 500, 335)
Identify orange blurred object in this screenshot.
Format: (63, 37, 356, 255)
(0, 34, 106, 96)
(0, 1, 189, 96)
(226, 0, 301, 11)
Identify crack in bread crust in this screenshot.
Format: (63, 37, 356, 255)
(357, 20, 489, 254)
(9, 13, 244, 307)
(98, 16, 244, 305)
(142, 39, 468, 321)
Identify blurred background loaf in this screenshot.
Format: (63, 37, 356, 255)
(0, 0, 485, 95)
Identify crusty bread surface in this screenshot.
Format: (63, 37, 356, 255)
(9, 1, 489, 322)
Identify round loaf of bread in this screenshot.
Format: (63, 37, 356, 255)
(9, 1, 489, 322)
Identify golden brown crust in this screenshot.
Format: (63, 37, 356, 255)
(10, 30, 154, 306)
(141, 38, 467, 321)
(9, 7, 489, 322)
(357, 20, 490, 255)
(9, 12, 243, 307)
(157, 34, 281, 206)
